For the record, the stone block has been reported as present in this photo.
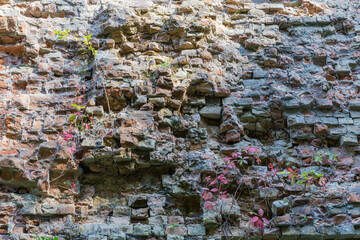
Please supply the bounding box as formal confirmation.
[341,135,358,146]
[133,225,152,236]
[272,200,289,216]
[199,106,222,120]
[187,225,206,236]
[287,115,305,127]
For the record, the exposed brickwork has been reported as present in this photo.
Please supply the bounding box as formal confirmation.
[1,0,360,239]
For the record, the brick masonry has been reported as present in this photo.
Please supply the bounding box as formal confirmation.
[1,0,360,239]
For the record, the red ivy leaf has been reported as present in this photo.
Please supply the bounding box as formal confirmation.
[251,216,259,223]
[258,209,264,217]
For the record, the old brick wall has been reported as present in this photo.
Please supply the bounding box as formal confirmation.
[1,0,360,239]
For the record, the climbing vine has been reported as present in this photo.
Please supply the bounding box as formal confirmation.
[201,146,333,238]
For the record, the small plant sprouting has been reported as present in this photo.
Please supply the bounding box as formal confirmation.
[279,168,326,187]
[54,29,70,40]
[31,232,59,240]
[54,30,98,56]
[314,151,337,164]
[170,223,179,229]
[159,62,170,69]
[80,34,98,56]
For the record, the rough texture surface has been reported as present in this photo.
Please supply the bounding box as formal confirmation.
[1,0,360,239]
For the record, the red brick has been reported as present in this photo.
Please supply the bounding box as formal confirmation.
[0,215,9,225]
[165,225,187,235]
[332,214,347,225]
[337,156,354,164]
[0,149,18,157]
[0,81,6,89]
[0,205,16,215]
[0,169,12,180]
[347,193,360,203]
[314,124,329,135]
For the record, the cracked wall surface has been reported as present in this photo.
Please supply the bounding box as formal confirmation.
[1,0,360,239]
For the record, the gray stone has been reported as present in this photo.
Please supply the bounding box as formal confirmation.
[317,16,331,25]
[148,216,167,225]
[283,99,301,109]
[348,206,360,216]
[335,224,355,239]
[317,99,333,110]
[350,101,360,110]
[272,200,289,216]
[304,116,316,125]
[188,128,208,142]
[350,111,360,118]
[113,206,131,216]
[20,203,37,215]
[287,115,305,127]
[200,106,222,119]
[86,106,104,116]
[187,225,206,236]
[256,118,272,132]
[299,225,321,240]
[188,98,206,106]
[280,226,301,240]
[203,211,220,229]
[115,225,133,235]
[253,70,269,79]
[137,139,156,150]
[335,65,351,75]
[303,16,317,25]
[240,113,256,122]
[316,226,337,239]
[347,125,360,135]
[109,232,125,240]
[149,97,166,108]
[238,98,254,108]
[341,135,358,146]
[88,236,107,240]
[81,137,102,149]
[80,224,101,235]
[259,188,280,200]
[243,122,256,131]
[133,225,152,236]
[326,205,347,216]
[318,117,338,126]
[329,126,347,136]
[114,148,132,162]
[167,236,184,240]
[300,166,334,176]
[152,225,166,236]
[338,118,353,125]
[252,108,270,117]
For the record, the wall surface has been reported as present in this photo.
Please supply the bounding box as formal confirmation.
[1,0,360,239]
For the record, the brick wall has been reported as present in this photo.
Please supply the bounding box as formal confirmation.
[1,0,360,239]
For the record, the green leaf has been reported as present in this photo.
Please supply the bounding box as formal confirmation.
[71,103,85,109]
[69,115,75,121]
